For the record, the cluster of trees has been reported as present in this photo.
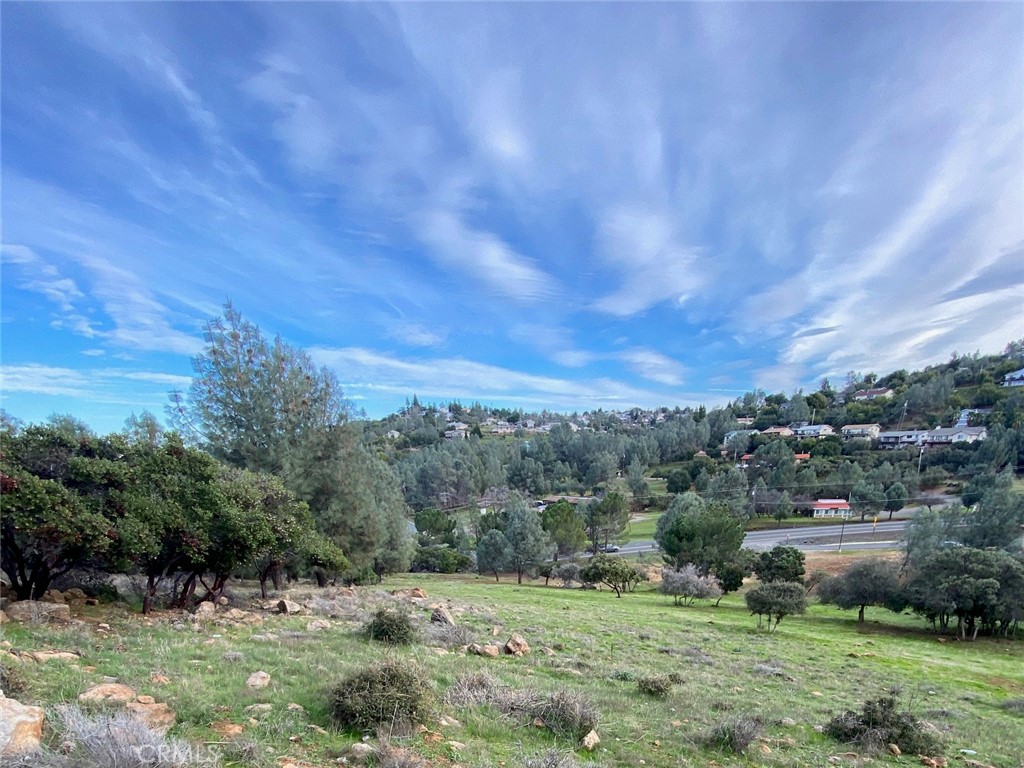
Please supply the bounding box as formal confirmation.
[0,422,346,611]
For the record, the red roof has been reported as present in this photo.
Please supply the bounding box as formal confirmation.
[794,453,811,460]
[813,499,850,510]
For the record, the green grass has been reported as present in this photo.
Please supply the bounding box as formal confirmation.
[4,574,1023,768]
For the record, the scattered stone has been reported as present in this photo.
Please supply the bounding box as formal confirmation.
[64,588,87,601]
[211,720,244,738]
[84,598,99,606]
[78,683,137,704]
[24,650,80,663]
[222,608,250,622]
[307,724,329,735]
[887,744,901,756]
[194,602,216,618]
[811,691,823,697]
[533,718,545,728]
[245,703,273,713]
[431,606,455,625]
[581,729,600,751]
[41,589,66,604]
[504,634,530,656]
[0,691,45,755]
[431,647,449,656]
[217,596,229,606]
[540,646,556,657]
[780,717,797,727]
[438,715,462,728]
[758,743,772,754]
[126,697,175,732]
[246,671,271,689]
[287,702,305,712]
[6,601,71,623]
[0,611,7,624]
[277,599,304,615]
[150,674,170,685]
[223,651,245,663]
[306,619,331,632]
[447,741,466,751]
[250,633,278,642]
[348,742,375,762]
[467,643,499,658]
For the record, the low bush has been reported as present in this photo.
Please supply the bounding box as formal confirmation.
[609,669,637,682]
[444,671,509,708]
[373,742,432,768]
[1002,698,1024,715]
[523,749,582,768]
[512,689,600,740]
[1,660,28,697]
[330,659,433,733]
[6,705,200,768]
[637,675,673,697]
[825,692,942,755]
[704,715,763,754]
[426,621,471,649]
[364,607,417,645]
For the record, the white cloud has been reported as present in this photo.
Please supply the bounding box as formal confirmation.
[384,321,446,348]
[0,365,189,402]
[619,348,686,387]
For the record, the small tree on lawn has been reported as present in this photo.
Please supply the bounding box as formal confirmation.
[504,501,555,584]
[755,546,805,584]
[476,528,510,582]
[541,499,586,560]
[660,565,722,606]
[745,582,807,632]
[884,482,908,521]
[580,554,646,597]
[818,558,903,623]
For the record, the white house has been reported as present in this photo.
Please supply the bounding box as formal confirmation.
[1003,368,1024,387]
[841,423,881,441]
[793,424,835,439]
[877,430,929,449]
[852,387,894,401]
[813,499,852,519]
[926,426,988,445]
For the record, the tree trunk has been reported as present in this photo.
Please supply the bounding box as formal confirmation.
[270,563,283,591]
[858,605,865,623]
[314,570,327,588]
[517,569,523,585]
[143,574,157,615]
[493,571,500,582]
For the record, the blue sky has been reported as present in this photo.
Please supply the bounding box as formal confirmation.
[2,2,1022,432]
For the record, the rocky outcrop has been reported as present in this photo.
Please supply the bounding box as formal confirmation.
[78,683,137,704]
[0,691,44,756]
[430,606,455,625]
[5,601,71,623]
[504,634,530,656]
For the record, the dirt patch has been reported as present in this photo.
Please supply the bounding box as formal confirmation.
[803,551,901,577]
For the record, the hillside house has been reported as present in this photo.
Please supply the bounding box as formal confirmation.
[723,429,760,446]
[794,453,811,463]
[926,426,988,445]
[852,387,894,401]
[878,430,929,449]
[793,424,835,439]
[761,426,795,438]
[1003,368,1024,387]
[841,423,881,441]
[813,499,852,519]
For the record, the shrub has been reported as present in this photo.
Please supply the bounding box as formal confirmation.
[523,749,582,768]
[610,669,637,682]
[343,564,379,586]
[659,565,721,605]
[745,581,807,632]
[704,715,763,754]
[425,621,471,649]
[364,607,417,645]
[330,659,433,733]
[6,705,200,768]
[825,692,942,755]
[637,675,673,697]
[514,689,600,740]
[443,671,508,708]
[1002,698,1024,715]
[0,660,28,697]
[553,563,581,587]
[373,743,432,768]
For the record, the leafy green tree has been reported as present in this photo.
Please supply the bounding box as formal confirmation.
[754,546,805,584]
[884,482,908,521]
[850,481,886,522]
[626,457,649,498]
[504,501,555,584]
[745,582,807,632]
[583,492,630,552]
[659,565,721,605]
[656,505,744,575]
[712,549,757,605]
[773,491,794,527]
[580,554,647,597]
[708,467,749,520]
[818,558,903,623]
[414,508,457,547]
[961,475,1024,550]
[541,499,587,560]
[655,492,705,542]
[666,469,691,493]
[476,529,510,582]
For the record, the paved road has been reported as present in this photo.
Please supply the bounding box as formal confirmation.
[609,519,909,556]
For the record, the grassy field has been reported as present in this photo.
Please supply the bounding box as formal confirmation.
[3,569,1023,768]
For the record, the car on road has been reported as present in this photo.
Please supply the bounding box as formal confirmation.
[600,544,620,553]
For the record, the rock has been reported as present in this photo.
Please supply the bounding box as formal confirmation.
[431,606,455,625]
[126,697,175,732]
[64,588,87,601]
[0,691,45,756]
[287,702,305,712]
[390,588,428,599]
[223,652,245,663]
[780,717,797,727]
[245,703,273,713]
[211,720,245,738]
[438,715,462,728]
[0,611,7,624]
[504,634,530,656]
[887,744,901,756]
[217,596,229,606]
[246,671,271,689]
[150,674,170,685]
[468,643,500,658]
[222,608,250,622]
[5,601,71,623]
[84,598,99,606]
[306,619,331,632]
[540,646,556,657]
[276,599,303,615]
[24,650,81,663]
[348,742,375,762]
[78,683,137,704]
[41,589,66,604]
[581,729,600,751]
[194,602,216,618]
[447,741,466,751]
